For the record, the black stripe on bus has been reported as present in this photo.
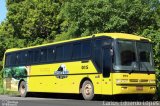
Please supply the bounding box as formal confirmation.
[3,72,102,78]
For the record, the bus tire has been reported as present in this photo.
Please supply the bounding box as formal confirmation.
[19,81,27,97]
[81,80,94,100]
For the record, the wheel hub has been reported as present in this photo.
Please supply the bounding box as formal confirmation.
[84,84,92,95]
[20,85,25,95]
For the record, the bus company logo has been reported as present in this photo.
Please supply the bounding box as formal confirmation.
[54,64,69,79]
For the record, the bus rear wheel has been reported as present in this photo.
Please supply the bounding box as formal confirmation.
[81,80,94,100]
[19,81,27,97]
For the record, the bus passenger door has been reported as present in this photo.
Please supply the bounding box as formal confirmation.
[101,46,113,95]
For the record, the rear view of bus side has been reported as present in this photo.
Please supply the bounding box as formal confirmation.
[2,33,156,100]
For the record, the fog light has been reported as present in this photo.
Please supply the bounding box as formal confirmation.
[150,87,155,90]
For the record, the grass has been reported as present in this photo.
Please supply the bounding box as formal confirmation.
[0,87,3,94]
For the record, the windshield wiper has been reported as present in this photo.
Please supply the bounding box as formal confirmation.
[129,67,136,74]
[141,62,150,74]
[129,62,139,74]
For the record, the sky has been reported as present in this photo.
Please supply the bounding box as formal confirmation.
[0,0,7,24]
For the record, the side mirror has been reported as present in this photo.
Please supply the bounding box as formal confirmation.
[102,46,112,78]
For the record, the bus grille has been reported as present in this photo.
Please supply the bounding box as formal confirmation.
[139,79,148,82]
[129,79,148,83]
[129,79,138,82]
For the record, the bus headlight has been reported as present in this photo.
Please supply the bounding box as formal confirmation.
[116,79,128,84]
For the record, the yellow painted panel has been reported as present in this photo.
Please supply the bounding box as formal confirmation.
[112,73,156,95]
[28,60,102,94]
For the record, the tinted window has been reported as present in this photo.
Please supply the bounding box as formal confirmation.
[118,41,136,66]
[5,54,12,66]
[47,47,55,62]
[137,42,151,62]
[33,50,40,63]
[63,44,72,60]
[22,51,28,65]
[28,51,34,64]
[10,53,16,66]
[82,40,91,58]
[20,52,23,65]
[94,39,102,71]
[20,52,25,65]
[137,42,154,71]
[94,38,112,72]
[56,46,63,60]
[15,53,18,65]
[16,52,21,66]
[40,48,47,62]
[72,43,81,59]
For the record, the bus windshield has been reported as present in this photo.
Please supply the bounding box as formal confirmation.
[114,40,154,72]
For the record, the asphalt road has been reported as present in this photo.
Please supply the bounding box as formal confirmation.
[0,94,160,106]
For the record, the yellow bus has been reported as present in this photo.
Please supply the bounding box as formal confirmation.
[2,33,156,100]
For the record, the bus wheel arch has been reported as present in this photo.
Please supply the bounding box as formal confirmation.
[79,77,94,100]
[18,79,28,97]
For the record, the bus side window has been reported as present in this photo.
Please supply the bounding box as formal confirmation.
[94,39,102,72]
[16,52,22,66]
[93,38,112,72]
[24,51,28,65]
[17,53,21,66]
[28,51,34,65]
[5,54,11,67]
[20,51,28,66]
[82,40,91,58]
[72,43,81,59]
[10,53,15,66]
[47,47,55,62]
[63,44,72,60]
[40,48,47,62]
[55,46,63,61]
[33,50,40,63]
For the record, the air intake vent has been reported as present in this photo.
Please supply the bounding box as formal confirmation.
[139,79,148,82]
[130,79,138,82]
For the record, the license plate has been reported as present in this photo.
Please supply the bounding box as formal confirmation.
[136,86,143,91]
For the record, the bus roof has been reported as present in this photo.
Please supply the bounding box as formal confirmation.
[5,33,150,53]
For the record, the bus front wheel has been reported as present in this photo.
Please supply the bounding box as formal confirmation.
[19,81,27,97]
[81,80,94,100]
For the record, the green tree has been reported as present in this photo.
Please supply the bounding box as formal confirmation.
[0,0,62,60]
[6,0,61,45]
